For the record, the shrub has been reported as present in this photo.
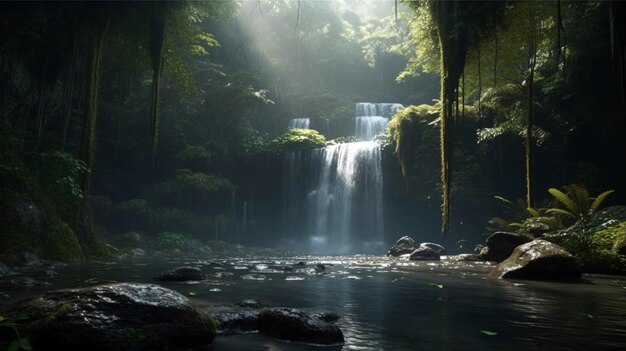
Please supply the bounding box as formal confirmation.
[269,128,326,154]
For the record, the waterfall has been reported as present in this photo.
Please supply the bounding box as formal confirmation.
[355,102,403,140]
[288,118,310,129]
[356,102,403,118]
[283,103,401,254]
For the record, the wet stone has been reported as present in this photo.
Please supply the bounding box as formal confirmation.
[0,283,216,351]
[258,307,344,345]
[154,266,205,282]
[387,236,419,257]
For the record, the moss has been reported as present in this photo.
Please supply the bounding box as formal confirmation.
[576,249,626,274]
[269,128,326,153]
[0,151,84,262]
[45,303,75,325]
[120,327,145,349]
[592,220,626,250]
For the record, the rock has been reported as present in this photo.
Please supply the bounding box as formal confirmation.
[154,266,205,282]
[296,261,306,266]
[235,299,267,309]
[479,232,533,262]
[419,242,445,254]
[314,312,340,323]
[23,252,41,266]
[131,248,146,256]
[446,254,484,261]
[525,217,552,236]
[409,246,440,261]
[204,306,260,334]
[0,277,51,288]
[0,283,216,350]
[0,261,12,277]
[258,308,344,345]
[387,236,418,257]
[314,264,326,272]
[489,239,581,280]
[214,271,234,279]
[111,231,143,249]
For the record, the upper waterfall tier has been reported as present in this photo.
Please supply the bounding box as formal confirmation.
[288,118,310,129]
[355,116,388,140]
[356,102,403,118]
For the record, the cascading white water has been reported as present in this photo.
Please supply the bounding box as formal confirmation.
[284,103,401,254]
[356,102,403,118]
[288,118,310,129]
[355,102,403,140]
[355,116,388,140]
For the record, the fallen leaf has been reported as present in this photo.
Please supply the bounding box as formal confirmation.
[481,330,498,336]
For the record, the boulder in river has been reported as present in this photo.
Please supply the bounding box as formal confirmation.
[489,239,582,280]
[479,231,533,262]
[409,246,441,261]
[419,242,445,254]
[0,283,216,351]
[154,266,205,281]
[387,236,418,257]
[258,307,344,345]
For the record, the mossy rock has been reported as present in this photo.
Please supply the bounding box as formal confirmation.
[0,151,84,262]
[576,249,626,274]
[0,283,216,350]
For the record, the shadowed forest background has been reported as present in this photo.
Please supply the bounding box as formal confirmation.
[1,0,625,261]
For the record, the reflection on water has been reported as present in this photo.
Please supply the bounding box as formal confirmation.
[2,255,626,350]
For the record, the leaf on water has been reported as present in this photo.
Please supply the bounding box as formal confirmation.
[429,283,443,289]
[480,330,498,336]
[513,283,525,286]
[581,313,594,319]
[83,277,98,284]
[0,291,9,298]
[0,315,5,322]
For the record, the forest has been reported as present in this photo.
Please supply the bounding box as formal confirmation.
[1,1,625,350]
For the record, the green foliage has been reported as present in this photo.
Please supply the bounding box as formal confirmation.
[269,129,327,154]
[547,184,614,223]
[0,151,84,262]
[181,146,214,172]
[113,199,153,230]
[388,104,438,177]
[1,314,33,351]
[150,232,199,251]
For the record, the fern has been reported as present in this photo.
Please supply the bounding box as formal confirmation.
[590,190,615,213]
[527,207,541,218]
[548,188,579,214]
[546,208,576,218]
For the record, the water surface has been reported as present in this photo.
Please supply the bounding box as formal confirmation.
[2,255,626,350]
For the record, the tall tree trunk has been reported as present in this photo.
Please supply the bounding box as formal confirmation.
[477,44,482,118]
[76,12,110,248]
[432,0,468,235]
[526,11,537,209]
[150,2,166,161]
[494,31,498,87]
[36,43,50,141]
[62,33,80,149]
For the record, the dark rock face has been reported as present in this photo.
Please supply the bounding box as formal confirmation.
[489,239,582,280]
[409,246,441,261]
[258,308,344,345]
[480,232,533,262]
[387,236,418,257]
[0,261,11,276]
[154,266,205,281]
[0,283,216,351]
[204,306,260,334]
[419,242,445,254]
